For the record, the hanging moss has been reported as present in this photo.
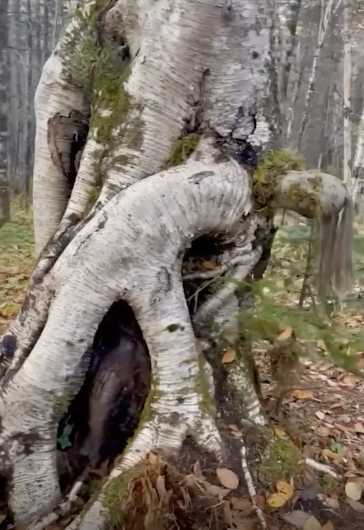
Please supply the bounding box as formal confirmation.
[252,148,305,216]
[163,133,201,170]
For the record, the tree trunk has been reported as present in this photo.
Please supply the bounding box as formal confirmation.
[0,0,10,228]
[0,0,354,528]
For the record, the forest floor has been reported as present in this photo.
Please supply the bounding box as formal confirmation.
[1,201,364,530]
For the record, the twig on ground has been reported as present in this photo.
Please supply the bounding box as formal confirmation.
[240,440,267,530]
[304,457,342,480]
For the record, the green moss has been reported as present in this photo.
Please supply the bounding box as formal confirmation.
[163,133,201,169]
[196,354,215,415]
[102,464,147,528]
[259,437,302,484]
[62,0,143,152]
[252,149,305,215]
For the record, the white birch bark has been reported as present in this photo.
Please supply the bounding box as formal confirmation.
[0,0,354,527]
[297,0,339,150]
[343,0,352,186]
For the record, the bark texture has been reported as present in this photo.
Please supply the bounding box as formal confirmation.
[0,0,354,527]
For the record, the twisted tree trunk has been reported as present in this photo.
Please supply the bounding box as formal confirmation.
[0,1,354,528]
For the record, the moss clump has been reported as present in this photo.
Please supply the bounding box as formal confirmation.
[163,133,201,169]
[259,437,302,484]
[102,464,147,527]
[252,149,305,215]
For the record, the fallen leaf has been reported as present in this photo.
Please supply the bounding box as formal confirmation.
[345,478,363,501]
[315,411,326,421]
[230,497,252,512]
[322,449,344,464]
[315,426,330,437]
[222,349,236,364]
[276,480,294,501]
[203,482,231,499]
[303,515,322,530]
[322,523,334,530]
[292,389,314,400]
[192,460,203,477]
[266,492,287,508]
[277,326,293,341]
[347,498,364,512]
[354,422,364,434]
[273,426,287,438]
[201,260,220,270]
[252,494,265,509]
[0,515,6,524]
[325,496,340,510]
[216,468,239,489]
[282,510,311,528]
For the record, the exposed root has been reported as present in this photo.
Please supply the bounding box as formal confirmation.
[28,479,85,530]
[226,357,266,426]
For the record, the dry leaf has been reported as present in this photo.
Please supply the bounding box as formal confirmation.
[266,492,287,508]
[315,426,330,437]
[273,426,287,438]
[201,260,220,270]
[347,498,364,512]
[216,468,239,489]
[322,523,334,530]
[148,452,158,464]
[192,460,203,477]
[292,389,314,400]
[315,411,326,421]
[354,422,364,434]
[231,497,252,512]
[303,515,322,530]
[0,515,6,524]
[282,510,311,528]
[277,326,293,341]
[276,480,294,501]
[252,494,265,509]
[203,482,231,499]
[345,478,363,501]
[325,496,340,510]
[222,349,236,364]
[322,449,343,464]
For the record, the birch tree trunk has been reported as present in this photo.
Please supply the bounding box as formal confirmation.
[343,0,352,186]
[0,0,354,528]
[0,0,10,228]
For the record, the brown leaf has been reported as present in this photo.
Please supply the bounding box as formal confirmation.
[277,326,293,341]
[322,523,334,530]
[292,389,314,400]
[347,498,364,512]
[354,422,364,434]
[201,260,220,270]
[230,497,252,512]
[252,494,265,509]
[221,348,236,364]
[282,510,311,528]
[303,515,322,530]
[345,478,364,501]
[216,468,239,489]
[325,496,340,510]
